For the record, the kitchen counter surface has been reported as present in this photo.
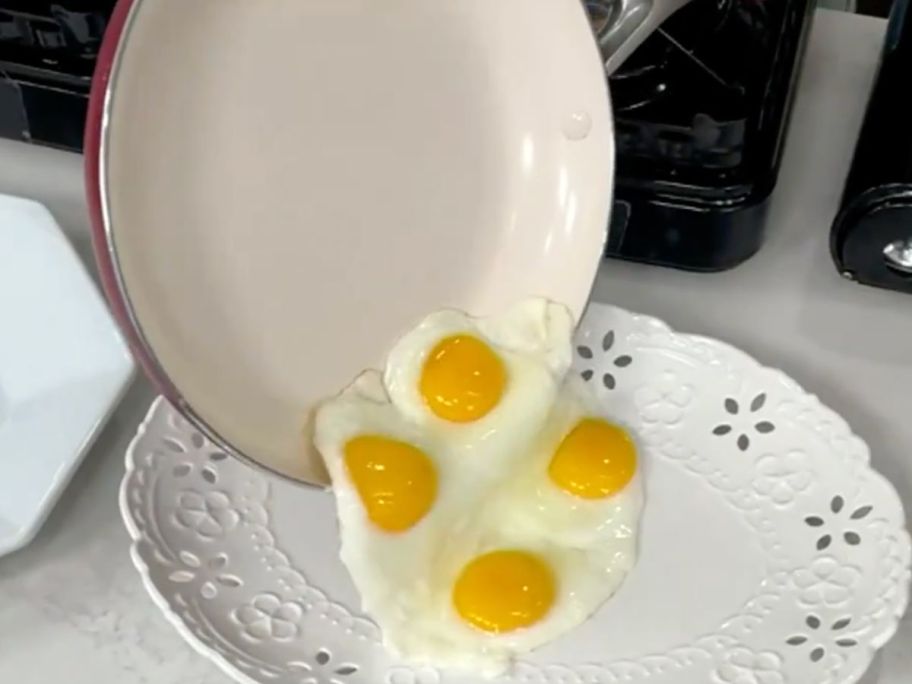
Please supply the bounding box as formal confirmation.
[0,9,907,684]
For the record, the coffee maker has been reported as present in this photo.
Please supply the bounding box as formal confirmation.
[589,0,816,271]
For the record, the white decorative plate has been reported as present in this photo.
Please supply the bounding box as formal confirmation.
[120,304,910,684]
[0,194,133,557]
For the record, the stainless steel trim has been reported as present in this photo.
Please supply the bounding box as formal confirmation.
[883,237,912,274]
[589,0,693,74]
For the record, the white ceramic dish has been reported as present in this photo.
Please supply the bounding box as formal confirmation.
[120,303,910,684]
[0,195,133,557]
[88,0,616,485]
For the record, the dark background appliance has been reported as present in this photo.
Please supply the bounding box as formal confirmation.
[0,0,113,150]
[831,0,912,295]
[588,0,816,271]
[5,0,896,284]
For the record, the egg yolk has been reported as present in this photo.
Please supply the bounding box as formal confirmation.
[343,435,437,532]
[548,418,637,499]
[452,550,555,633]
[419,334,507,423]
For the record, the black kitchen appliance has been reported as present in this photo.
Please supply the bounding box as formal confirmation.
[3,0,815,276]
[831,0,912,295]
[0,1,113,150]
[589,0,816,271]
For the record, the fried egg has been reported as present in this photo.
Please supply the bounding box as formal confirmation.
[313,298,643,676]
[488,375,644,548]
[314,371,469,602]
[383,299,573,477]
[381,536,631,675]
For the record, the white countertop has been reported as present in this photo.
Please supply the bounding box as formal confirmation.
[0,9,908,684]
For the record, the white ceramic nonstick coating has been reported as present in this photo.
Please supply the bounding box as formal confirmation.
[89,0,615,485]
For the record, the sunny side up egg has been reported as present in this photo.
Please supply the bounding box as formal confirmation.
[489,375,643,549]
[313,299,643,676]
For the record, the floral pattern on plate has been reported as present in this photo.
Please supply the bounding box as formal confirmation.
[120,304,910,684]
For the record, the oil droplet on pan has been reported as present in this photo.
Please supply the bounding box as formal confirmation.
[563,111,592,140]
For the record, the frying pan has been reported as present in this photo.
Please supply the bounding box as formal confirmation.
[87,0,689,486]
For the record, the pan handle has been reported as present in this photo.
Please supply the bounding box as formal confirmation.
[588,0,693,74]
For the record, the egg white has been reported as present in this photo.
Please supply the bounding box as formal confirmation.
[314,371,479,612]
[382,299,574,482]
[378,528,636,676]
[314,299,644,677]
[487,375,645,548]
